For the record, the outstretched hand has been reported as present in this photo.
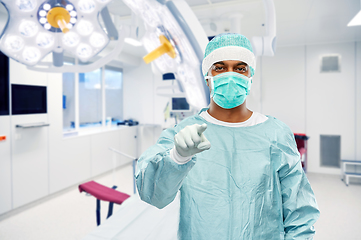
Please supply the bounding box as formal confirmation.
[174,123,211,158]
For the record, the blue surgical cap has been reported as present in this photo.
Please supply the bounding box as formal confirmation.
[202,33,256,77]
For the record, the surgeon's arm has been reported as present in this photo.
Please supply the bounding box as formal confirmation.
[135,127,196,209]
[277,132,320,240]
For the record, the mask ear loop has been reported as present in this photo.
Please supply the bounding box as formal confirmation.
[205,76,214,98]
[247,77,253,94]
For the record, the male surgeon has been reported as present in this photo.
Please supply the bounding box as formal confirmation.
[136,33,320,239]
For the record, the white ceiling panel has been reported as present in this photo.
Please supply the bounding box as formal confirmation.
[210,0,256,4]
[185,0,210,7]
[308,0,360,19]
[276,21,308,46]
[274,0,314,24]
[305,15,361,44]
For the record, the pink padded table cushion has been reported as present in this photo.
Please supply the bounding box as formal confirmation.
[79,181,130,204]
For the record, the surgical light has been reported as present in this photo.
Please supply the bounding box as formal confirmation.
[43,3,51,10]
[19,21,39,37]
[62,32,80,47]
[39,18,47,24]
[122,0,209,109]
[5,35,24,52]
[70,11,77,17]
[39,10,47,17]
[44,23,51,30]
[16,0,36,12]
[76,20,94,36]
[66,4,74,11]
[36,32,54,48]
[90,32,106,47]
[23,47,41,63]
[78,0,96,13]
[0,0,113,67]
[77,43,93,58]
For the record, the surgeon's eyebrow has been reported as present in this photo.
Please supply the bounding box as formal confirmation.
[213,61,247,66]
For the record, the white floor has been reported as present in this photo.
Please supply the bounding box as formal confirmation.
[0,163,135,240]
[0,168,360,240]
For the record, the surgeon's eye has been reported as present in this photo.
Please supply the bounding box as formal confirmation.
[234,66,248,74]
[212,65,226,72]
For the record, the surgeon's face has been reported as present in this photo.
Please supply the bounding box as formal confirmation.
[206,60,250,88]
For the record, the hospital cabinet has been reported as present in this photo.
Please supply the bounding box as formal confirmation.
[0,122,140,215]
[341,160,361,186]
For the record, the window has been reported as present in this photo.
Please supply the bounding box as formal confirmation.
[105,66,123,123]
[62,61,123,134]
[63,59,76,131]
[63,72,76,130]
[79,68,102,128]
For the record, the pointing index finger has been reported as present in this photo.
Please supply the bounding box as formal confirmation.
[196,123,207,135]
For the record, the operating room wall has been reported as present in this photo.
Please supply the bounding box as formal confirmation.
[0,116,12,215]
[356,42,361,161]
[122,61,167,154]
[123,62,166,124]
[0,60,138,215]
[9,61,50,209]
[258,42,361,174]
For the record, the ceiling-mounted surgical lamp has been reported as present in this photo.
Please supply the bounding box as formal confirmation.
[251,0,276,56]
[0,0,125,72]
[122,0,210,110]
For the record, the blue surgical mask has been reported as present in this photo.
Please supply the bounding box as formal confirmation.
[208,72,252,109]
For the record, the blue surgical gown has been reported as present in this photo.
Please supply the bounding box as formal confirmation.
[136,108,320,240]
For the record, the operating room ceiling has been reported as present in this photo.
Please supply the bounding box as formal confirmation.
[107,0,361,47]
[0,0,360,61]
[1,0,360,47]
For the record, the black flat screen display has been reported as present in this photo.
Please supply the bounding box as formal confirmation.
[0,52,9,115]
[172,97,190,110]
[12,84,47,115]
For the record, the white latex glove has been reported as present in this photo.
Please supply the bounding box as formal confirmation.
[174,123,211,158]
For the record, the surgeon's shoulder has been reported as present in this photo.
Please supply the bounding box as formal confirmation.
[264,116,295,139]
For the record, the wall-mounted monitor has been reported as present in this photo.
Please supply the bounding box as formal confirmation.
[171,97,190,112]
[12,84,47,115]
[0,52,9,116]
